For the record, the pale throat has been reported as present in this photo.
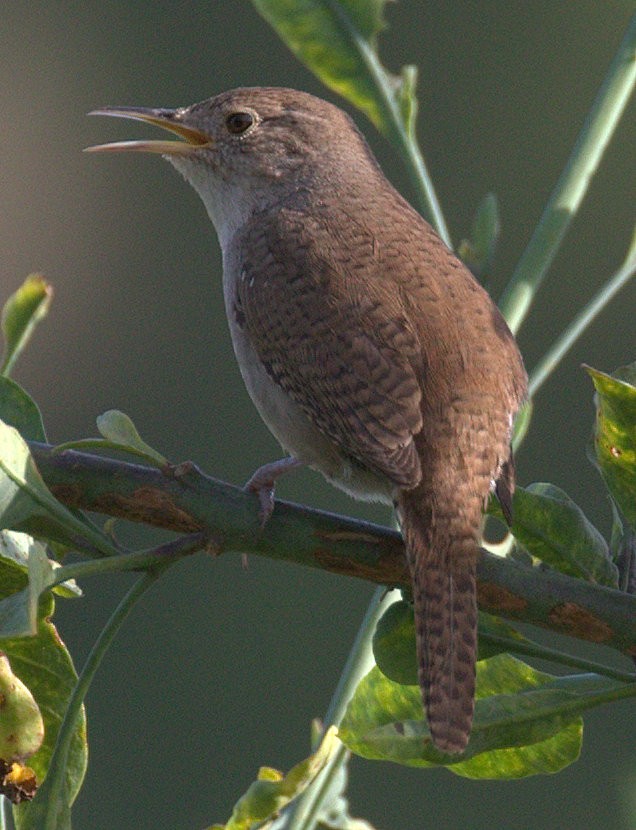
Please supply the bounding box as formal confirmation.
[166,155,280,254]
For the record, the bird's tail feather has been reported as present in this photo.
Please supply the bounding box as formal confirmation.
[398,490,479,755]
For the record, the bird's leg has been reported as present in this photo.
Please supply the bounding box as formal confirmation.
[244,457,303,526]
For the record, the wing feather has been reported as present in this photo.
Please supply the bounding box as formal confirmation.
[234,206,423,488]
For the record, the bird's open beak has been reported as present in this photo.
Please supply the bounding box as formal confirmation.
[85,107,211,155]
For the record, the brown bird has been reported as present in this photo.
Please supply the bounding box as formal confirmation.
[88,87,527,754]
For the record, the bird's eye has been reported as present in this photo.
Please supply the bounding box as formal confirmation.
[225,111,254,134]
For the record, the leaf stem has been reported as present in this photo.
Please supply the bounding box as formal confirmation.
[285,587,400,830]
[481,633,635,683]
[1,795,11,829]
[499,13,636,333]
[528,249,636,398]
[34,570,163,830]
[325,0,452,245]
[52,531,212,586]
[326,587,398,728]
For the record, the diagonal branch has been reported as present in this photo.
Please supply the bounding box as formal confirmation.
[23,442,636,659]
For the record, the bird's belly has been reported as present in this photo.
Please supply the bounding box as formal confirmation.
[228,320,393,505]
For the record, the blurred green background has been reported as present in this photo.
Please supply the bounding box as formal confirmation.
[2,2,635,828]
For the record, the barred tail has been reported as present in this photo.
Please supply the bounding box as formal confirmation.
[398,490,479,754]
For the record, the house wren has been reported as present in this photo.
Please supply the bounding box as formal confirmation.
[88,87,527,754]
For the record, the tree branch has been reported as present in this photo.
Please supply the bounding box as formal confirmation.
[25,443,636,659]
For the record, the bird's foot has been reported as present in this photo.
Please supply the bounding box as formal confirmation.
[244,457,303,526]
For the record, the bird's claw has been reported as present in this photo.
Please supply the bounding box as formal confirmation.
[244,457,303,527]
[244,472,277,528]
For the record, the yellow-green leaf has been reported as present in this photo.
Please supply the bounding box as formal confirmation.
[0,421,63,531]
[212,726,338,830]
[0,419,116,558]
[372,599,417,686]
[0,531,81,603]
[0,378,46,443]
[0,559,87,825]
[1,276,52,378]
[507,483,618,586]
[340,654,632,778]
[458,193,500,278]
[586,363,636,530]
[0,654,44,761]
[373,602,537,687]
[96,409,167,466]
[252,0,399,133]
[54,410,168,468]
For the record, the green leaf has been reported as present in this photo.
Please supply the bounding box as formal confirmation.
[0,536,80,639]
[251,0,400,133]
[0,418,117,557]
[0,383,108,561]
[17,572,165,829]
[373,602,537,686]
[508,483,618,586]
[1,276,52,378]
[211,727,338,830]
[266,738,377,830]
[250,0,450,243]
[586,363,636,530]
[476,613,533,660]
[0,378,46,442]
[53,410,168,468]
[96,409,167,466]
[341,654,633,777]
[452,658,582,779]
[0,560,87,825]
[0,556,36,640]
[0,420,62,530]
[0,530,36,572]
[0,531,81,603]
[372,599,417,686]
[458,193,500,278]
